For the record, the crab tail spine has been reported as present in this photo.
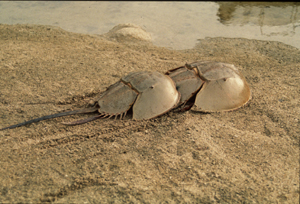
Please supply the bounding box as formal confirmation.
[0,107,98,131]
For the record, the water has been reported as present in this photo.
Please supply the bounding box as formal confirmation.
[0,1,299,50]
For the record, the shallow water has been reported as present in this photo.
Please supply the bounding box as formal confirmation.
[1,1,299,50]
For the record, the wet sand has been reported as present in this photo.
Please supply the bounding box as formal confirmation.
[0,24,299,203]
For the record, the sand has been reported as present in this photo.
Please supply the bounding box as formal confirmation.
[0,24,299,203]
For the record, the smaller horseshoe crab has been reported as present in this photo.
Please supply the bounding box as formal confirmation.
[166,61,251,112]
[0,71,180,130]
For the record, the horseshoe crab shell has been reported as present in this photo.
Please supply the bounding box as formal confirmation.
[166,61,251,112]
[98,71,180,120]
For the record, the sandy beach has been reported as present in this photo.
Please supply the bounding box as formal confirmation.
[0,24,299,203]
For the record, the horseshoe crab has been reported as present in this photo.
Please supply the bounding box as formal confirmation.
[166,61,251,112]
[0,71,180,130]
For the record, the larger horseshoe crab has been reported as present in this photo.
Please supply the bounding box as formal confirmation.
[0,71,180,130]
[166,61,251,112]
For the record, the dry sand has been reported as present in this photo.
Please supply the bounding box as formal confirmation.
[0,24,299,203]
